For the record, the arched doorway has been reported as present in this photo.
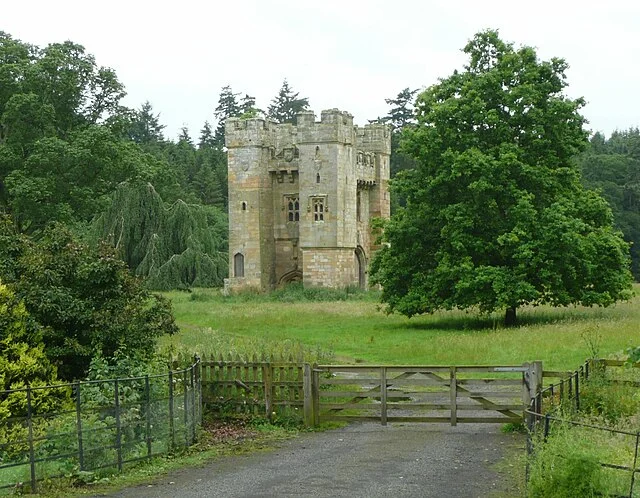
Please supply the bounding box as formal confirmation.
[278,268,303,287]
[354,247,366,289]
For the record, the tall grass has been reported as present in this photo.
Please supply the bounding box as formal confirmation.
[162,285,640,370]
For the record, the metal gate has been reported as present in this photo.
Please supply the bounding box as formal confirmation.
[308,363,540,426]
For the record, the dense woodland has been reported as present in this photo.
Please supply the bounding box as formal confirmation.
[0,30,638,387]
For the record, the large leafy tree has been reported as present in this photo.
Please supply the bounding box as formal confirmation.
[0,218,178,380]
[267,79,310,124]
[371,30,633,325]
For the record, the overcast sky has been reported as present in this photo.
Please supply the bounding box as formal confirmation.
[4,0,639,140]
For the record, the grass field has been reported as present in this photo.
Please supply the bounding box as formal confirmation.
[162,285,640,371]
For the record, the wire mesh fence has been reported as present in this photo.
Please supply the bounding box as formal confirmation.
[526,359,640,497]
[0,357,202,494]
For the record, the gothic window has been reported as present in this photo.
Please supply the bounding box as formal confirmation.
[312,197,325,222]
[234,253,244,278]
[286,196,299,222]
[356,190,362,222]
[316,173,321,184]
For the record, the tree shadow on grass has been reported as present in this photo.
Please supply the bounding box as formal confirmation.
[388,306,618,332]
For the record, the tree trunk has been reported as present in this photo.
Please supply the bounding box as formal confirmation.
[504,306,517,327]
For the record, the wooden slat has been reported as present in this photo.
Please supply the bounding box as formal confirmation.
[457,391,522,398]
[320,391,384,398]
[320,378,382,386]
[457,379,522,386]
[385,403,524,411]
[321,403,380,410]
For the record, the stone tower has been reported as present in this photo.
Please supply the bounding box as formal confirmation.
[224,109,390,292]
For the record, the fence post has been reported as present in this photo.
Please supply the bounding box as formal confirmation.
[263,363,273,421]
[312,364,320,426]
[26,385,37,493]
[524,362,542,426]
[197,356,203,427]
[303,364,313,427]
[450,366,457,427]
[75,382,84,470]
[183,370,188,447]
[114,379,122,472]
[168,370,175,451]
[190,363,196,444]
[575,372,580,411]
[145,375,152,458]
[380,367,388,426]
[629,432,640,497]
[543,414,550,442]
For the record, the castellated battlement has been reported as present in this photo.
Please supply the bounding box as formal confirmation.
[355,123,391,154]
[226,109,369,149]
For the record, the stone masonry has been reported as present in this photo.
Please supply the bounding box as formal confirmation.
[224,109,390,292]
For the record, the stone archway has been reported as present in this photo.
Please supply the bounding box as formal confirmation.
[278,268,303,287]
[354,246,366,289]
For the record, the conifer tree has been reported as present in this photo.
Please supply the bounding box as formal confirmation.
[214,85,241,147]
[267,79,309,124]
[93,182,228,290]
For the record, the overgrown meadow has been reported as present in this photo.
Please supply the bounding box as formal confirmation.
[162,284,640,371]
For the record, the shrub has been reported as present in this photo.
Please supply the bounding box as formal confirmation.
[1,222,179,380]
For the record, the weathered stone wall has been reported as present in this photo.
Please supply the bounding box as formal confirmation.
[301,248,358,288]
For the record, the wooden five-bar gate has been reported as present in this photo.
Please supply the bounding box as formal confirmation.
[201,357,543,427]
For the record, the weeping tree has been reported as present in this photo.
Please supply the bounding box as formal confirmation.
[93,182,228,290]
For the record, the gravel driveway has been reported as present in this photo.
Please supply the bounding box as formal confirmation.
[104,422,523,498]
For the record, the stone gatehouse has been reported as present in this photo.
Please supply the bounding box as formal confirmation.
[224,109,390,292]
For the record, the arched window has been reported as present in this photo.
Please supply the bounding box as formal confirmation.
[241,202,247,211]
[234,253,245,278]
[316,173,321,184]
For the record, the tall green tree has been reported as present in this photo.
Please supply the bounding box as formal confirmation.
[92,182,228,290]
[0,219,178,380]
[371,30,633,325]
[267,79,310,124]
[214,85,241,147]
[127,100,166,146]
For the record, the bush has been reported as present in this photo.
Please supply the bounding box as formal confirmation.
[0,222,179,381]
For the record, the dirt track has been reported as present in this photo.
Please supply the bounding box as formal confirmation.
[103,422,524,498]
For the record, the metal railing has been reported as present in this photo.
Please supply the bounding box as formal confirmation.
[0,357,202,494]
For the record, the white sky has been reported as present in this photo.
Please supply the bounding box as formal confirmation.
[3,0,639,140]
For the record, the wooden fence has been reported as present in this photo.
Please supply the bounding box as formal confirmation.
[202,357,544,427]
[200,355,304,420]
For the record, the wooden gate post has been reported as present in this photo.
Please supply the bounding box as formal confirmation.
[380,367,388,426]
[450,366,457,426]
[312,364,320,426]
[524,361,543,430]
[303,363,314,427]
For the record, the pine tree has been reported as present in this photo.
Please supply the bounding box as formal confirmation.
[214,85,241,147]
[239,94,262,118]
[198,121,216,149]
[267,79,309,124]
